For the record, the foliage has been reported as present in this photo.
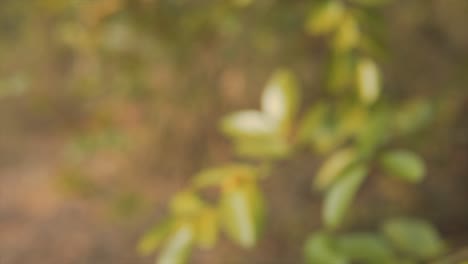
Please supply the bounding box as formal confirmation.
[1,0,467,262]
[134,0,451,263]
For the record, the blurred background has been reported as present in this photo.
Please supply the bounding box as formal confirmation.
[0,0,467,263]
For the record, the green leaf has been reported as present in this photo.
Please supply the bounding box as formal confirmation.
[192,164,256,189]
[382,217,446,260]
[305,0,346,35]
[304,232,349,264]
[249,184,265,235]
[380,150,426,183]
[157,222,195,264]
[170,191,204,217]
[194,207,219,249]
[137,219,173,256]
[356,57,381,105]
[261,68,299,125]
[336,233,397,264]
[314,148,357,191]
[220,181,264,248]
[333,14,361,52]
[323,165,367,230]
[220,110,277,138]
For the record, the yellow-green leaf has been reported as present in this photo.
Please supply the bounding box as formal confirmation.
[380,150,425,183]
[220,182,264,248]
[382,218,445,260]
[170,191,204,217]
[336,233,396,264]
[192,164,256,189]
[157,222,194,264]
[304,232,348,264]
[137,219,173,256]
[314,148,357,191]
[305,0,345,35]
[323,165,367,230]
[261,69,299,126]
[246,182,265,235]
[333,14,360,52]
[356,57,381,105]
[195,208,219,249]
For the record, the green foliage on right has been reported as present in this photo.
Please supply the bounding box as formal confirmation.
[304,218,445,264]
[136,0,443,262]
[382,217,446,260]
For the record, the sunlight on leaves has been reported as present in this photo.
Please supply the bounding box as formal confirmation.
[221,110,277,138]
[220,181,264,248]
[356,57,381,105]
[261,69,299,126]
[157,222,194,264]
